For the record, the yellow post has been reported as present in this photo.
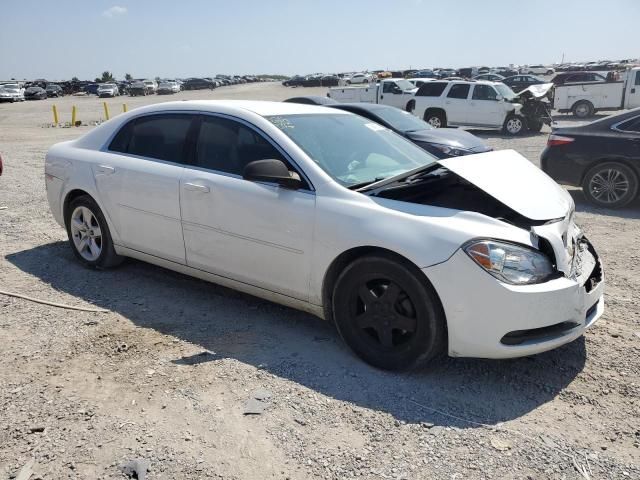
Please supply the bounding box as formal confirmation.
[71,105,77,126]
[52,105,59,124]
[122,103,128,113]
[103,102,110,120]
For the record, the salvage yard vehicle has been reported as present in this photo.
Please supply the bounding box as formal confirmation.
[346,73,374,84]
[326,103,492,158]
[45,100,604,370]
[143,80,157,94]
[45,84,64,97]
[0,83,25,102]
[541,108,640,208]
[502,75,546,93]
[128,81,147,96]
[412,80,539,135]
[328,79,418,111]
[97,83,119,98]
[553,67,640,118]
[24,86,47,100]
[522,65,555,75]
[157,81,181,94]
[182,78,215,90]
[473,73,505,82]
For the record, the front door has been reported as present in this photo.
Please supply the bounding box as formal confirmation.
[627,70,640,109]
[94,113,193,264]
[180,115,315,301]
[468,84,504,128]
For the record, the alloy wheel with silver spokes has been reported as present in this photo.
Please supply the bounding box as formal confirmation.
[504,116,524,135]
[426,115,443,128]
[70,206,103,261]
[584,162,638,208]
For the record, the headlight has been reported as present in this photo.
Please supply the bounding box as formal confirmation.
[429,144,471,157]
[464,240,554,285]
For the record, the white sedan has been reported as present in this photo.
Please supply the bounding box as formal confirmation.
[347,73,373,84]
[44,100,604,370]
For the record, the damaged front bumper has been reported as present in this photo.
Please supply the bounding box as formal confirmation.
[423,236,604,359]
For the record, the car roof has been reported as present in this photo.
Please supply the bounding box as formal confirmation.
[132,100,349,117]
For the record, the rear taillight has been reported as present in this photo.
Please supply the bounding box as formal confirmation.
[547,134,575,147]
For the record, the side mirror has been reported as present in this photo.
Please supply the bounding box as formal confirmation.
[243,159,302,189]
[495,95,503,101]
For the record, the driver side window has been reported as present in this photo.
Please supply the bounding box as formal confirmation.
[472,84,498,101]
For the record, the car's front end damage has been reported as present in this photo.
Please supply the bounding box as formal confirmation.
[362,149,604,359]
[514,83,554,130]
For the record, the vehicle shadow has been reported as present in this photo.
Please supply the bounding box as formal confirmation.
[6,242,588,428]
[569,189,640,219]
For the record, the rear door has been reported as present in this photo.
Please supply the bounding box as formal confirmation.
[96,113,194,263]
[443,83,471,125]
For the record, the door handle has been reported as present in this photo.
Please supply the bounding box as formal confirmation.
[96,165,115,174]
[184,182,210,193]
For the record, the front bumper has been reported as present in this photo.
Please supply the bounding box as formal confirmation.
[423,242,604,359]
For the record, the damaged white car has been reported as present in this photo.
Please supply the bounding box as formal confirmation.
[44,101,604,370]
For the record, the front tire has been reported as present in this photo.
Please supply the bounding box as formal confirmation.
[503,114,526,135]
[332,255,446,370]
[65,195,123,268]
[582,162,638,209]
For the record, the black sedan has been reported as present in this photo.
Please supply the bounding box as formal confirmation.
[45,84,63,97]
[24,87,47,100]
[182,78,215,90]
[502,75,546,93]
[283,96,338,106]
[541,108,640,208]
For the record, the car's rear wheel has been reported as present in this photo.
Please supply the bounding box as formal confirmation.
[582,162,639,209]
[572,100,594,118]
[503,114,526,135]
[65,195,123,268]
[332,255,446,370]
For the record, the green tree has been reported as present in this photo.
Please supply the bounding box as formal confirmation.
[124,73,133,81]
[71,76,79,82]
[100,71,114,82]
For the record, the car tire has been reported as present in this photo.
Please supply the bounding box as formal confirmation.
[332,254,446,370]
[346,80,351,85]
[572,100,594,118]
[405,100,415,113]
[582,162,639,209]
[424,111,446,128]
[65,195,124,268]
[503,114,526,135]
[546,70,554,75]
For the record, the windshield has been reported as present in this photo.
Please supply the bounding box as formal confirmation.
[373,107,433,132]
[495,84,517,100]
[394,79,415,91]
[268,113,437,187]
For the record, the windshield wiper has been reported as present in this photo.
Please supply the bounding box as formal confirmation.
[355,163,439,193]
[347,177,387,190]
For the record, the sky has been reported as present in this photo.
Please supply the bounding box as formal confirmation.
[0,0,638,80]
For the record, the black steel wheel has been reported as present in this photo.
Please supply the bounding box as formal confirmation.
[332,255,446,370]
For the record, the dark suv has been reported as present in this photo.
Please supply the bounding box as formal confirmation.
[182,78,215,90]
[550,72,607,86]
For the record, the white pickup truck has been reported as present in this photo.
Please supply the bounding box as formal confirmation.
[328,79,418,111]
[554,67,640,118]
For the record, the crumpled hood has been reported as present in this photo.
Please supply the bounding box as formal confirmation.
[439,149,573,221]
[516,82,554,98]
[407,128,491,152]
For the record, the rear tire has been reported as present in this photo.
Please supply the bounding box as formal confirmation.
[332,255,446,370]
[65,195,123,268]
[572,100,594,118]
[582,162,638,209]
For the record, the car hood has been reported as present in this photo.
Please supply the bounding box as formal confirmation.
[407,129,490,152]
[515,82,554,98]
[439,149,572,221]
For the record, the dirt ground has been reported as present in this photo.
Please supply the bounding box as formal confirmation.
[0,83,639,480]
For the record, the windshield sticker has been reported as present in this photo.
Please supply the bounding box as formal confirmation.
[365,122,385,132]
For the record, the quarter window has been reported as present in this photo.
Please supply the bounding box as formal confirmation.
[447,84,470,99]
[617,117,640,133]
[472,84,498,101]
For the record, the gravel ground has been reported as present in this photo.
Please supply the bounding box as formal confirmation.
[0,83,639,480]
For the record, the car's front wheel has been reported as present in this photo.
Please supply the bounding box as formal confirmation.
[65,195,123,268]
[582,162,639,209]
[332,255,446,370]
[503,114,526,135]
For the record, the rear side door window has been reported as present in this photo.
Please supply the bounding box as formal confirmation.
[109,114,194,164]
[447,84,470,99]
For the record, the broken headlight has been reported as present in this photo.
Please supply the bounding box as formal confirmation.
[464,240,554,285]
